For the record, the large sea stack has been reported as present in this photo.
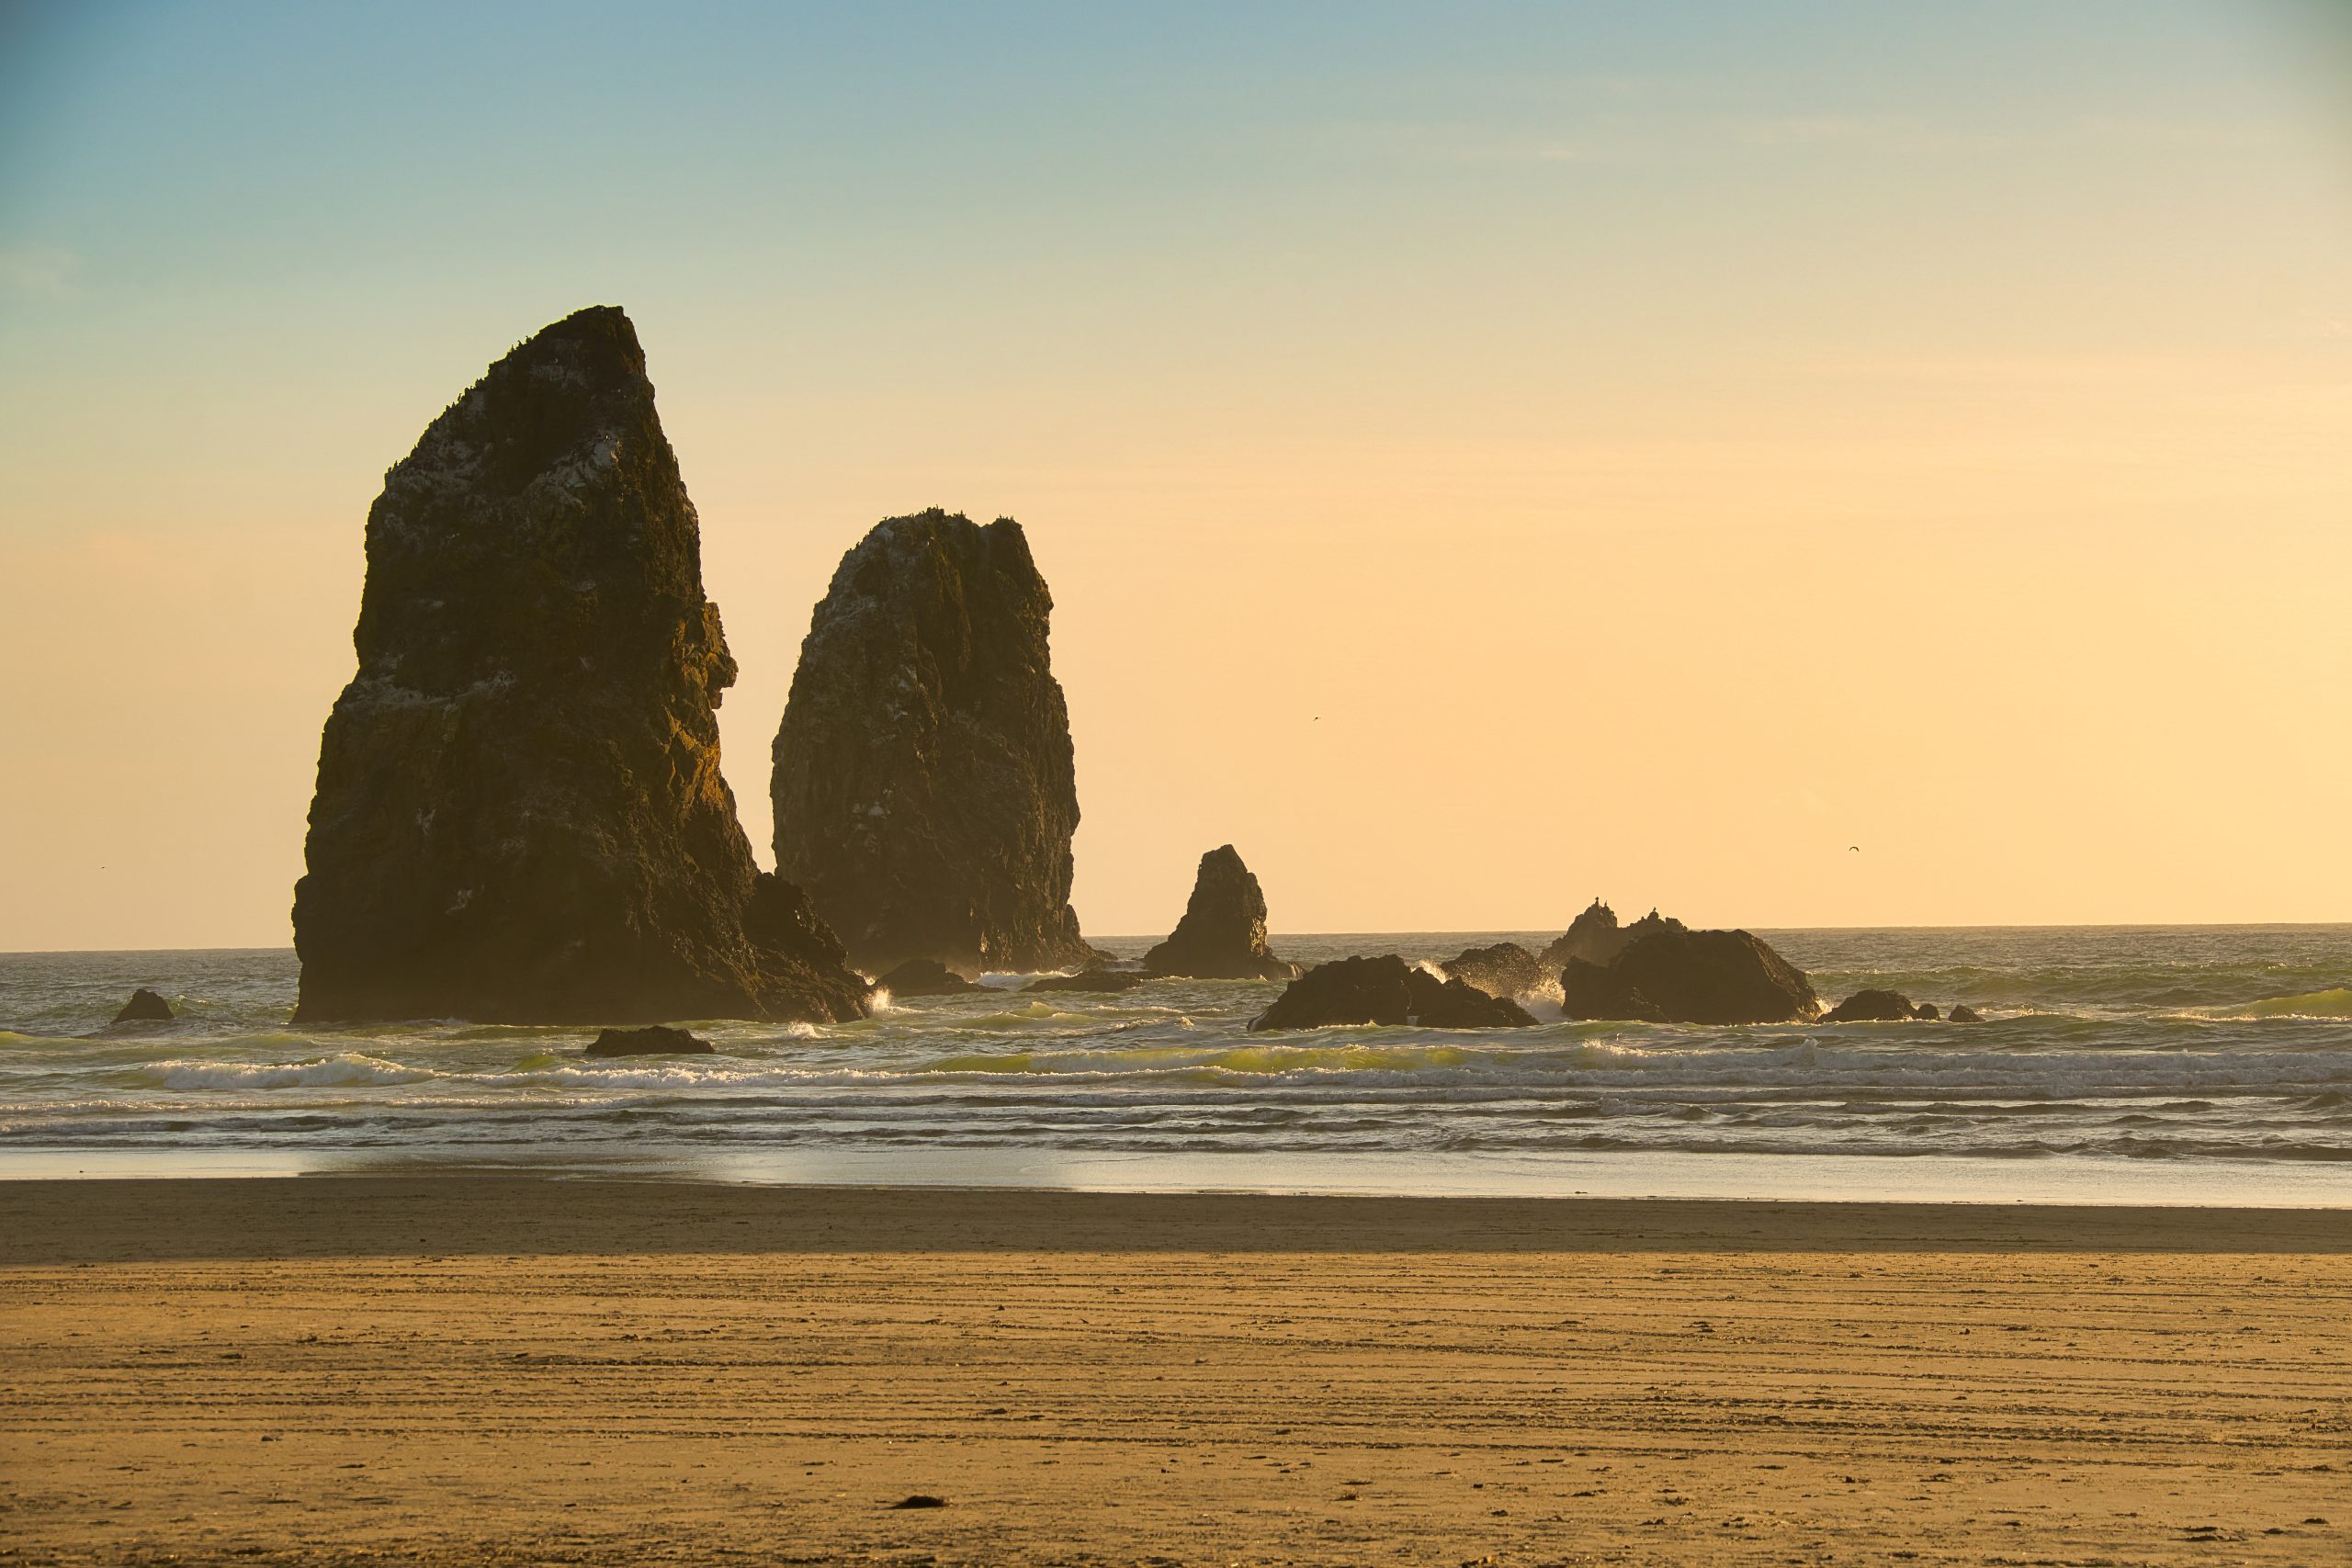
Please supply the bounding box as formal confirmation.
[771,510,1096,976]
[1142,845,1297,980]
[291,307,868,1026]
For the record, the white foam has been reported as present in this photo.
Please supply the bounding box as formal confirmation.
[145,1054,438,1090]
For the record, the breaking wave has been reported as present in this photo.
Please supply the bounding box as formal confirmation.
[3,927,2348,1174]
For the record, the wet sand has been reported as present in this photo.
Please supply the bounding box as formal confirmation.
[3,1177,2346,1565]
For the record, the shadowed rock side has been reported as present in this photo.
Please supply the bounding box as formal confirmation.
[1538,899,1686,972]
[291,307,868,1026]
[773,509,1097,976]
[1251,955,1539,1032]
[1142,845,1298,980]
[1440,942,1545,1000]
[1562,926,1818,1025]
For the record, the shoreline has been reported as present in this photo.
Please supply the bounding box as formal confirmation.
[6,1174,2352,1266]
[6,1142,2352,1210]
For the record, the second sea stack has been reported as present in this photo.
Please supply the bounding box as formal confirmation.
[1142,845,1298,980]
[772,510,1097,976]
[290,307,868,1026]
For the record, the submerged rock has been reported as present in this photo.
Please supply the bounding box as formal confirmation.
[1250,955,1540,1032]
[1141,845,1297,980]
[874,958,986,998]
[1949,1004,1985,1023]
[585,1024,714,1058]
[1561,927,1818,1025]
[1538,900,1685,972]
[1439,942,1546,1000]
[772,509,1097,976]
[1023,968,1143,994]
[109,988,175,1025]
[1824,988,1924,1022]
[291,307,868,1026]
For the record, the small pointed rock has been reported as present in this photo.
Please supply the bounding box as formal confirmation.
[1142,846,1297,980]
[110,987,175,1025]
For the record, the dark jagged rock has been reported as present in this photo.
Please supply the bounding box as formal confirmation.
[109,988,175,1025]
[1949,1004,1984,1023]
[1250,955,1540,1032]
[1538,900,1685,972]
[291,307,868,1027]
[1561,959,1667,1023]
[1252,956,1414,1030]
[1141,845,1297,980]
[875,958,986,998]
[772,509,1097,977]
[585,1024,714,1058]
[1440,942,1545,1000]
[1562,928,1818,1025]
[1411,973,1543,1029]
[1824,987,1925,1022]
[1915,1002,1942,1021]
[1023,968,1142,994]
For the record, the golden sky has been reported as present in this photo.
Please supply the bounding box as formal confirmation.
[1,2,2347,947]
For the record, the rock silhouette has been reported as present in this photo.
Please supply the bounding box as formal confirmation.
[773,510,1097,976]
[1250,955,1539,1032]
[1824,988,1926,1022]
[874,958,987,998]
[1559,958,1668,1022]
[1538,900,1685,972]
[291,307,868,1026]
[1439,942,1546,1000]
[586,1024,714,1058]
[1141,845,1297,980]
[1562,927,1818,1025]
[1949,1004,1985,1023]
[110,988,175,1025]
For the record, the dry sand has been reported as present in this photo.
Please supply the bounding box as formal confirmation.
[2,1176,2346,1566]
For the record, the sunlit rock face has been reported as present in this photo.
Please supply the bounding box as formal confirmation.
[771,509,1096,976]
[1143,845,1297,981]
[292,307,868,1026]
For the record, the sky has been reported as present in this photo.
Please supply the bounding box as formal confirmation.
[1,1,2347,950]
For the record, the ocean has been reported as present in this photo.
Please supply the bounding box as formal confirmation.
[4,926,2348,1204]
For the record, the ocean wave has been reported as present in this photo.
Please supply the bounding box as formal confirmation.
[2228,987,2352,1021]
[142,1053,440,1090]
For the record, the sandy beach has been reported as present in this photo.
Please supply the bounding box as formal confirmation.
[3,1177,2346,1566]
